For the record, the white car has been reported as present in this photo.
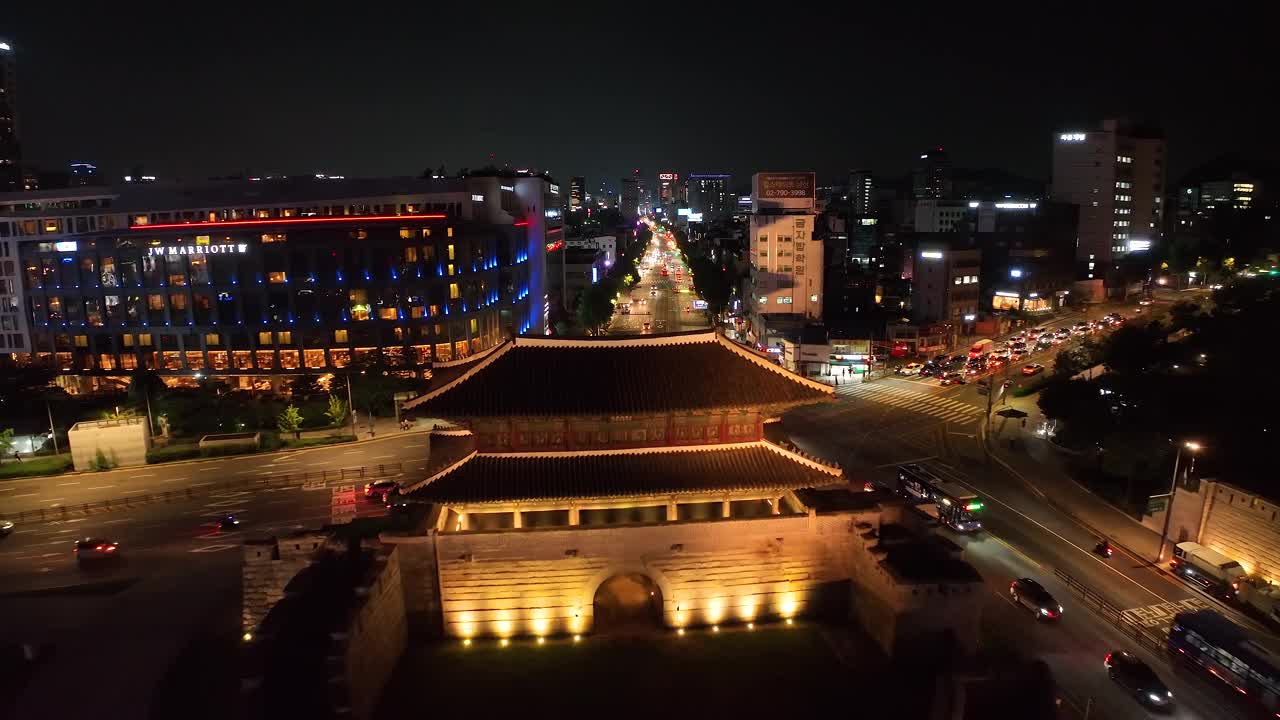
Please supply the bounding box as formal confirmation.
[896,362,924,376]
[0,519,14,537]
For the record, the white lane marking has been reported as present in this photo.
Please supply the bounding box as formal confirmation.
[164,476,190,483]
[44,498,65,503]
[341,451,362,455]
[940,472,1166,603]
[84,486,114,490]
[56,481,81,486]
[190,544,237,553]
[123,489,146,495]
[130,473,156,478]
[236,470,257,475]
[189,482,213,487]
[41,552,61,558]
[195,466,221,472]
[10,493,38,498]
[370,454,395,459]
[102,518,132,525]
[403,443,427,448]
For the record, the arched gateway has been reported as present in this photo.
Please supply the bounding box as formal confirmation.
[592,574,664,632]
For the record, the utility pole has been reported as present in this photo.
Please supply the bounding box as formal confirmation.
[346,372,357,438]
[144,388,155,437]
[45,398,59,454]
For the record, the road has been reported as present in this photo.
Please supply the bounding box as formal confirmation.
[0,427,433,518]
[608,230,710,336]
[778,292,1265,719]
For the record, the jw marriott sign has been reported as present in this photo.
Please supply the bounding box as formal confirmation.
[148,243,248,256]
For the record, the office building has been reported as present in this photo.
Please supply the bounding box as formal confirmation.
[688,174,731,219]
[913,199,972,233]
[568,176,585,213]
[848,169,875,216]
[620,177,639,224]
[913,147,951,200]
[0,176,557,390]
[747,172,822,349]
[910,242,980,326]
[1,38,19,192]
[1051,119,1166,273]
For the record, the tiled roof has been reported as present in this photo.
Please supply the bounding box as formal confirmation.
[406,442,842,504]
[404,331,832,417]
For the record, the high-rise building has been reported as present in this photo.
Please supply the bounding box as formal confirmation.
[1051,119,1165,277]
[568,176,585,213]
[688,174,731,218]
[748,172,823,346]
[620,177,639,224]
[848,169,875,216]
[658,172,679,204]
[0,176,557,389]
[0,38,20,193]
[913,147,951,200]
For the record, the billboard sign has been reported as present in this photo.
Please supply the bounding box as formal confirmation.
[693,299,708,310]
[752,172,816,212]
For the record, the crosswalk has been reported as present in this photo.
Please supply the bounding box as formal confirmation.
[834,380,982,425]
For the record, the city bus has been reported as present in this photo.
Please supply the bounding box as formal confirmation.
[896,464,984,532]
[1169,609,1280,713]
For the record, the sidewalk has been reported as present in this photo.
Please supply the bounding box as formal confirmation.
[984,391,1163,561]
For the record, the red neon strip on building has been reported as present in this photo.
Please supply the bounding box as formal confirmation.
[547,227,563,234]
[513,220,530,227]
[129,214,448,231]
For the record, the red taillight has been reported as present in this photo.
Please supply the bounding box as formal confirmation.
[1104,653,1112,664]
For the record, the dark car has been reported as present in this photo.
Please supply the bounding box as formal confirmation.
[919,363,944,377]
[1009,578,1062,620]
[1105,650,1173,709]
[217,514,242,530]
[74,538,120,565]
[939,372,966,386]
[0,520,13,538]
[364,480,400,501]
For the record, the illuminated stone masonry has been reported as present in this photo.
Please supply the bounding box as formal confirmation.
[383,331,983,655]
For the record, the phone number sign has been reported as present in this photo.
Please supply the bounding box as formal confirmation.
[757,173,815,200]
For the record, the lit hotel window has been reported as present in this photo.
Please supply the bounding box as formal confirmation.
[258,331,273,345]
[261,233,286,243]
[449,283,460,300]
[277,331,292,344]
[379,307,398,320]
[267,271,287,284]
[205,333,220,346]
[400,228,413,239]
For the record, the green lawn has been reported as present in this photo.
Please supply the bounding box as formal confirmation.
[377,624,918,717]
[0,454,72,480]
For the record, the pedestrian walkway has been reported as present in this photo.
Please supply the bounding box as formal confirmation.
[987,392,1163,560]
[834,380,982,425]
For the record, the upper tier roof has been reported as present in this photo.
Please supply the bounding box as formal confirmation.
[402,330,832,418]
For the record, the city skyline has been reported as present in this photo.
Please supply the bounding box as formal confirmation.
[3,8,1272,188]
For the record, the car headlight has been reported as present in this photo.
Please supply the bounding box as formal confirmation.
[1146,692,1163,703]
[1039,608,1049,615]
[1058,605,1064,614]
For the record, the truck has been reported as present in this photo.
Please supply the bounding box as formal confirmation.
[968,339,993,359]
[1238,576,1280,626]
[1171,541,1246,600]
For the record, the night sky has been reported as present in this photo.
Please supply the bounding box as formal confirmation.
[5,6,1272,190]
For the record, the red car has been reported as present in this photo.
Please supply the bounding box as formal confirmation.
[1022,363,1045,376]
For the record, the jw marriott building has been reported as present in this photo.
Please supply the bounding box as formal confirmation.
[0,175,561,391]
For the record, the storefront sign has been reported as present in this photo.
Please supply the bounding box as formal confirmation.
[148,244,248,256]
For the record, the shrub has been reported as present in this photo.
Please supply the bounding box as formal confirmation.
[1012,375,1054,397]
[0,454,72,479]
[145,444,201,464]
[282,434,356,449]
[200,442,260,458]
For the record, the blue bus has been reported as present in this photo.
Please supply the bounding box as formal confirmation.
[1169,609,1280,713]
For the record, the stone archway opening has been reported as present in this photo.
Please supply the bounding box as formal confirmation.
[592,573,664,633]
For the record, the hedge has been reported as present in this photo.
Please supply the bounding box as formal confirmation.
[146,444,203,464]
[0,454,74,479]
[1011,375,1054,397]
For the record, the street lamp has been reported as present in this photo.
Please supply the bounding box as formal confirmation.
[1158,441,1203,562]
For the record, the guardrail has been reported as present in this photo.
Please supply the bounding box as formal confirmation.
[1054,568,1167,654]
[0,463,405,525]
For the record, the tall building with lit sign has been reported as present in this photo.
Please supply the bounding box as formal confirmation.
[0,176,557,390]
[0,37,20,192]
[688,174,731,219]
[913,148,951,200]
[747,173,823,349]
[910,243,980,327]
[848,169,875,217]
[1051,118,1165,283]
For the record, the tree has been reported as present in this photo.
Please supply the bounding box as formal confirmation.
[276,405,304,440]
[0,428,15,459]
[324,395,348,427]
